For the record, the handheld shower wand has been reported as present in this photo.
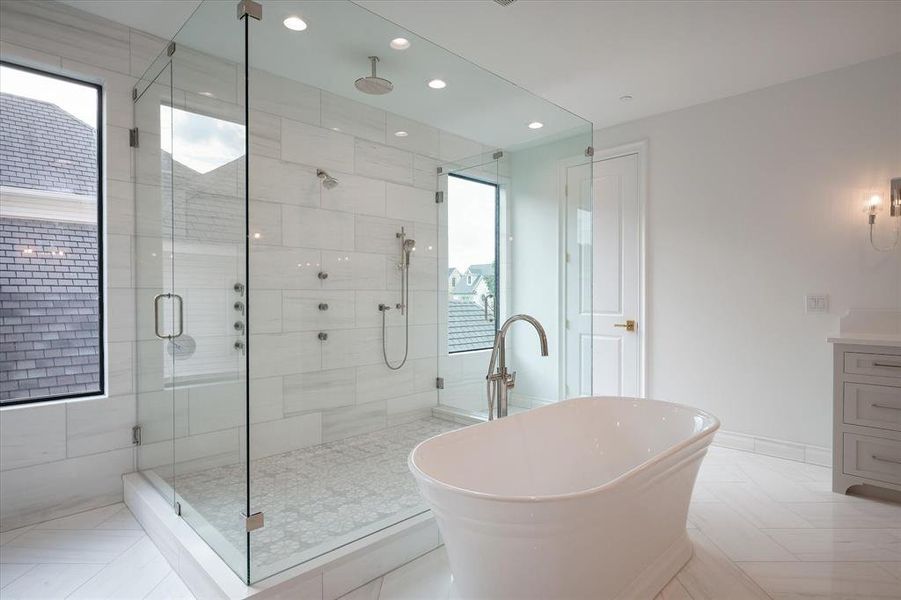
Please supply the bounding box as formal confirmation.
[380,228,415,370]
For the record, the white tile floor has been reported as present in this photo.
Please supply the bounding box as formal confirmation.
[0,503,193,600]
[2,446,900,599]
[337,446,901,600]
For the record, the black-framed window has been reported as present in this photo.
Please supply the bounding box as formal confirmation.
[0,62,104,405]
[446,173,499,354]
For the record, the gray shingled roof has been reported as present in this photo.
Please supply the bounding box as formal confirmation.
[0,218,101,402]
[0,93,97,196]
[448,300,496,353]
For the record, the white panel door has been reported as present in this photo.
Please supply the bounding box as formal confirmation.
[565,152,641,397]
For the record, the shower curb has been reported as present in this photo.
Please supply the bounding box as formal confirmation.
[124,472,442,599]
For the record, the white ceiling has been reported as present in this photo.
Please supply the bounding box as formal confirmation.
[361,0,901,129]
[62,0,901,131]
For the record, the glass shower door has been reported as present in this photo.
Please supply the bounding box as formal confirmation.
[134,0,250,581]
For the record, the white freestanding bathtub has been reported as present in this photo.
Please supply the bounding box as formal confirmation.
[409,396,719,600]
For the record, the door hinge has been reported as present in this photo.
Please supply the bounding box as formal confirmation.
[565,319,570,329]
[132,87,138,101]
[564,183,568,198]
[174,501,182,516]
[492,150,504,160]
[132,425,142,446]
[166,42,176,57]
[436,166,444,175]
[129,128,139,148]
[244,511,264,532]
[237,0,262,20]
[436,377,445,389]
[565,251,571,263]
[435,191,445,204]
[585,146,594,157]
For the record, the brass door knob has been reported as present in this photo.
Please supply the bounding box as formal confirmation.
[614,319,636,332]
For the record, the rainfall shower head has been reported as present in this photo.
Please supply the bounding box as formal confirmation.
[317,169,339,190]
[355,56,393,95]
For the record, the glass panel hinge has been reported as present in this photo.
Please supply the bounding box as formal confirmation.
[492,150,503,160]
[129,128,139,148]
[435,191,444,204]
[166,42,176,57]
[132,425,142,446]
[244,511,264,532]
[436,377,445,389]
[585,146,594,157]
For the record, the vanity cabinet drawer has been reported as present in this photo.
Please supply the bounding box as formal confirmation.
[844,353,901,379]
[843,383,901,432]
[843,433,901,486]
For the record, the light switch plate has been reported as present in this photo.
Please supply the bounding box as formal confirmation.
[805,293,829,314]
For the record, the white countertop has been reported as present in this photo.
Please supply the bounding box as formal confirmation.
[827,334,901,348]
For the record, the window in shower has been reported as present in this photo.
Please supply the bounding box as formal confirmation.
[446,174,499,353]
[0,62,103,405]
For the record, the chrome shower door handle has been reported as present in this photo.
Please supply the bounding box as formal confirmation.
[172,293,184,338]
[153,293,170,340]
[153,293,183,339]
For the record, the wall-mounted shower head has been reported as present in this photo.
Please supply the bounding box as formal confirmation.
[317,169,339,190]
[355,56,393,95]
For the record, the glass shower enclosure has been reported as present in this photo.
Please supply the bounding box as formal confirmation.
[133,0,592,584]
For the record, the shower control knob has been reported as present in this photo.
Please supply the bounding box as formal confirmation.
[234,340,245,351]
[318,332,328,341]
[318,303,329,311]
[234,301,245,314]
[234,321,245,332]
[318,271,328,280]
[233,282,245,295]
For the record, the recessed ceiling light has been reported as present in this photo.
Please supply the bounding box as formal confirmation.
[198,91,215,98]
[394,130,409,137]
[283,16,307,31]
[619,94,633,102]
[253,232,261,239]
[390,38,410,50]
[428,79,447,89]
[527,121,544,129]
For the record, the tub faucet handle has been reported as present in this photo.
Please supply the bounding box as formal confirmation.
[507,371,516,389]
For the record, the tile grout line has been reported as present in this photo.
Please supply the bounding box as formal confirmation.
[0,563,38,591]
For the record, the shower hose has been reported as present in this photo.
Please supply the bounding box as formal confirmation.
[381,262,411,370]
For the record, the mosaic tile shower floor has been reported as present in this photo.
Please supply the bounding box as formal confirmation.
[166,417,459,576]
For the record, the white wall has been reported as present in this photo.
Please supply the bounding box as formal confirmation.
[593,54,901,449]
[0,0,168,530]
[508,135,591,406]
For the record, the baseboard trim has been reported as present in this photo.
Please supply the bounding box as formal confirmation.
[713,429,831,467]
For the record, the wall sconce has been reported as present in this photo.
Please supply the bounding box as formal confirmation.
[866,178,900,252]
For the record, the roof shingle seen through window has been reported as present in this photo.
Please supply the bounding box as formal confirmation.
[0,93,97,196]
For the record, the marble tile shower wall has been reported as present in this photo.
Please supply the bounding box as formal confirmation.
[241,68,494,460]
[0,0,170,530]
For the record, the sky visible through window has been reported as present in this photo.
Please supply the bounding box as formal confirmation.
[447,175,496,274]
[0,65,97,126]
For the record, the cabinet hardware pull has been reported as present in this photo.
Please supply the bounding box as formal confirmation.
[873,362,901,369]
[873,403,901,411]
[872,454,901,465]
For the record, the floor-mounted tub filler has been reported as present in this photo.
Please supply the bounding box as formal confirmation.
[410,396,720,599]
